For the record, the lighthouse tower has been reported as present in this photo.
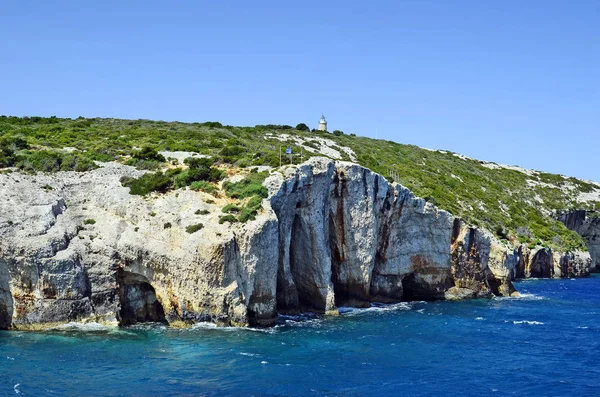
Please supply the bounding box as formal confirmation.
[318,114,327,132]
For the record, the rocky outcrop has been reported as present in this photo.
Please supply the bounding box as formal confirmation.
[0,163,279,329]
[448,220,517,299]
[557,210,600,272]
[268,159,459,312]
[0,158,592,330]
[514,245,591,279]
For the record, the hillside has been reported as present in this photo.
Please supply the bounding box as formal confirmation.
[1,115,599,252]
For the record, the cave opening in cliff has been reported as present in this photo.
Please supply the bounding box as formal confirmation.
[116,269,167,326]
[529,250,554,278]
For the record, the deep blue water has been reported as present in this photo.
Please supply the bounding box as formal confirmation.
[2,276,600,396]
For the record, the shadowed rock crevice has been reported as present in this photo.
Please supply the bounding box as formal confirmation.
[529,249,554,278]
[0,266,12,330]
[117,269,166,326]
[288,213,327,312]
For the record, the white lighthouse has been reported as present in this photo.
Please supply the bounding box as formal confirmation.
[318,114,327,132]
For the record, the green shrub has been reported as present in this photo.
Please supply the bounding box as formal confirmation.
[122,172,173,195]
[15,150,97,173]
[184,157,214,169]
[132,146,165,162]
[189,180,219,195]
[83,218,96,225]
[222,203,241,213]
[125,158,162,170]
[296,123,310,132]
[195,209,210,215]
[219,215,238,224]
[223,171,268,199]
[219,145,246,163]
[185,223,204,233]
[163,222,172,229]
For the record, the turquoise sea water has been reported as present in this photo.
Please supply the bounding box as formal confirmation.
[2,276,600,396]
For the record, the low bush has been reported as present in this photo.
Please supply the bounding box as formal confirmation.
[16,150,97,173]
[132,147,165,162]
[223,171,268,199]
[185,223,204,233]
[222,203,241,213]
[83,218,96,225]
[121,172,172,195]
[219,215,238,224]
[125,158,162,170]
[189,180,219,195]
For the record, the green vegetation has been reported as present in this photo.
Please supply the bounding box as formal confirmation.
[121,172,172,196]
[189,180,219,195]
[1,115,598,250]
[195,209,210,215]
[219,215,238,224]
[185,223,204,233]
[163,222,172,229]
[223,171,268,199]
[222,204,241,213]
[296,123,310,132]
[120,156,224,196]
[125,146,166,170]
[219,172,269,223]
[83,218,96,225]
[1,134,96,172]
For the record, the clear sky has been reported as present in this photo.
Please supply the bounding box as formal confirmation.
[1,1,598,180]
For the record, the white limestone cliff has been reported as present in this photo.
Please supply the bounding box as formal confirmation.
[0,158,592,329]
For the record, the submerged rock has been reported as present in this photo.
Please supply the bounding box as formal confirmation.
[0,158,593,329]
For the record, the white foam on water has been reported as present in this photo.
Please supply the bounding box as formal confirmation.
[6,356,15,360]
[280,318,323,329]
[52,322,108,331]
[339,302,411,316]
[495,293,545,301]
[191,322,218,329]
[190,322,277,334]
[577,326,589,329]
[13,384,20,394]
[239,352,259,357]
[475,317,484,321]
[512,320,544,325]
[261,361,268,365]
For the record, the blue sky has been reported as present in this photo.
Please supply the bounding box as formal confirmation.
[1,1,598,180]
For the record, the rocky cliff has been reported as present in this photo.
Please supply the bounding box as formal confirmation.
[557,210,600,272]
[0,158,593,330]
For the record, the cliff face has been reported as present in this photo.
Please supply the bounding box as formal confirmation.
[557,210,600,272]
[0,158,592,330]
[0,163,279,329]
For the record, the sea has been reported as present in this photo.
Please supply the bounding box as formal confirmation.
[2,276,600,396]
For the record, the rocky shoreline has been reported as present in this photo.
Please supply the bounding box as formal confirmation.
[0,157,595,330]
